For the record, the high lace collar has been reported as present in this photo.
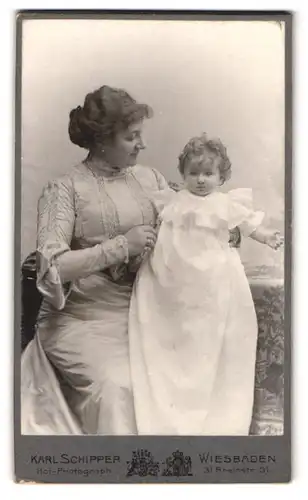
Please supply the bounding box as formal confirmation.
[84,157,132,179]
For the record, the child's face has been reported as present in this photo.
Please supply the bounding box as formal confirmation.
[183,153,221,196]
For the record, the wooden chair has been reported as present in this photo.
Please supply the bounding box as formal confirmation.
[21,252,42,351]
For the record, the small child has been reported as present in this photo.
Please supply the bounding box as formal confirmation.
[128,133,283,436]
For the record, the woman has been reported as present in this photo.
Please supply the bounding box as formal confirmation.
[21,85,168,435]
[21,84,241,435]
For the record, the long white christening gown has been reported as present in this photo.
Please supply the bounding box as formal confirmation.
[129,188,264,435]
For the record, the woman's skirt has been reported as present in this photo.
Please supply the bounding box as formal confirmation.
[21,273,136,435]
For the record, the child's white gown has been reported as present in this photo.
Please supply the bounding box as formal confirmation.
[129,188,264,435]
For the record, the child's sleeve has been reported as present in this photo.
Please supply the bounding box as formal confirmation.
[228,188,265,237]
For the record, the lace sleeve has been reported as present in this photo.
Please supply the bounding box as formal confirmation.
[36,177,129,310]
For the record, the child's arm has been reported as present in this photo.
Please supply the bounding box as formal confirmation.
[249,227,284,250]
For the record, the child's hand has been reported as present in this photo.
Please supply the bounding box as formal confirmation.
[266,231,284,250]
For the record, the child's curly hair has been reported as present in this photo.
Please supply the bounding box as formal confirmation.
[178,133,232,184]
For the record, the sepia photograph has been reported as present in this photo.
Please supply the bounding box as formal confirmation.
[15,11,291,483]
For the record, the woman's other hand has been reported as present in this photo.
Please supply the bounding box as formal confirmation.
[229,227,241,248]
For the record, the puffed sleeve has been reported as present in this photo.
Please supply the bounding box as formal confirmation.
[228,188,265,236]
[151,167,170,190]
[147,168,173,211]
[36,177,129,310]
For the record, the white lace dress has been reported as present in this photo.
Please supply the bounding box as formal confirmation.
[129,188,264,435]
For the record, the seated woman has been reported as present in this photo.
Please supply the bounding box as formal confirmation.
[21,84,242,435]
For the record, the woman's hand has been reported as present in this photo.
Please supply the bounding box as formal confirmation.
[229,227,241,248]
[125,225,157,257]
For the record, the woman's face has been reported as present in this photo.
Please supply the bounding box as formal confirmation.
[102,120,146,169]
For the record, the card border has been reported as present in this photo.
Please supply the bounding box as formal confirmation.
[14,10,292,484]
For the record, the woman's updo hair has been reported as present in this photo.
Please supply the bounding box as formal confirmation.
[68,85,153,150]
[178,132,232,184]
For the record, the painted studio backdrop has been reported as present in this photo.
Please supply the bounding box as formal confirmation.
[20,19,285,435]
